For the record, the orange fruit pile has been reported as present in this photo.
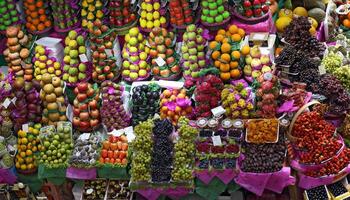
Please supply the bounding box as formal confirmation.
[24,0,52,32]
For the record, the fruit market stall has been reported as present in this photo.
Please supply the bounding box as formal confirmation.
[3,0,350,200]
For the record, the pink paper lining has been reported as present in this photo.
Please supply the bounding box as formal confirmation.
[195,169,238,185]
[136,187,191,200]
[232,12,276,34]
[66,167,96,180]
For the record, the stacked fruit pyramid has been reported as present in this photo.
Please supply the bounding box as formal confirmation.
[50,0,80,31]
[200,0,230,25]
[139,0,167,31]
[23,0,53,33]
[169,0,193,27]
[109,0,137,29]
[81,0,105,30]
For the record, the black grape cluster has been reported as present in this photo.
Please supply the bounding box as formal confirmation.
[275,45,298,66]
[151,119,174,183]
[297,68,321,93]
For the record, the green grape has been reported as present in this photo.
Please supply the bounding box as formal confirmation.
[321,52,342,73]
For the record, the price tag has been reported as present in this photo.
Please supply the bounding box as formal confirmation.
[79,133,91,140]
[22,124,29,133]
[105,49,113,57]
[155,57,166,67]
[212,136,222,146]
[124,126,135,142]
[175,42,182,54]
[110,129,124,136]
[2,98,11,108]
[79,54,89,62]
[146,40,151,47]
[0,136,4,142]
[192,0,199,10]
[66,104,73,122]
[211,106,226,117]
[11,97,17,104]
[319,65,326,75]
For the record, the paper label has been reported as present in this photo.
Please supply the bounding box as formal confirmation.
[0,136,4,142]
[2,98,11,108]
[79,54,89,62]
[155,57,166,66]
[211,106,226,117]
[110,129,124,137]
[79,133,90,140]
[212,136,222,146]
[319,65,326,75]
[125,126,135,142]
[105,49,113,57]
[22,124,29,133]
[11,97,17,104]
[175,42,182,54]
[146,40,151,47]
[66,104,73,122]
[193,0,199,10]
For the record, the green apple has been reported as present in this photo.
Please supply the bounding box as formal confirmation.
[76,35,84,46]
[78,46,86,54]
[123,60,130,68]
[206,17,214,23]
[209,10,218,17]
[130,55,139,62]
[222,11,230,19]
[217,6,225,13]
[69,50,79,58]
[129,64,139,71]
[64,47,71,55]
[215,15,223,23]
[70,58,79,65]
[68,76,78,83]
[78,63,87,72]
[201,15,207,22]
[68,30,77,40]
[202,9,210,15]
[139,60,147,69]
[78,73,87,80]
[216,0,223,5]
[68,67,78,76]
[63,55,70,63]
[208,2,217,9]
[201,1,208,7]
[63,65,70,71]
[139,69,147,77]
[62,73,69,81]
[122,70,130,76]
[184,70,191,76]
[129,72,139,80]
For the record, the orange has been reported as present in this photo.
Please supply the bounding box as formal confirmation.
[36,1,44,7]
[44,20,52,27]
[29,24,36,31]
[220,63,230,72]
[230,61,239,69]
[225,31,232,37]
[25,157,33,164]
[237,28,245,37]
[37,23,45,31]
[167,110,175,117]
[231,51,241,60]
[220,53,231,62]
[28,5,36,11]
[220,72,231,81]
[217,29,226,35]
[343,19,350,28]
[229,25,238,34]
[221,43,231,53]
[230,69,241,78]
[347,12,350,20]
[39,15,46,22]
[215,34,224,42]
[38,8,45,15]
[32,19,40,25]
[26,149,33,156]
[275,47,282,56]
[20,152,26,158]
[241,45,250,55]
[30,12,38,18]
[20,164,27,171]
[214,60,221,68]
[232,34,242,42]
[222,37,230,43]
[212,50,221,60]
[209,41,218,50]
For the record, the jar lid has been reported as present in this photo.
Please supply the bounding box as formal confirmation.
[232,119,244,128]
[221,118,233,128]
[196,118,208,128]
[279,118,290,126]
[208,118,219,128]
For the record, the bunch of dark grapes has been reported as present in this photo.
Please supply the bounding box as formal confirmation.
[294,37,325,58]
[295,68,321,93]
[151,119,174,182]
[275,45,298,66]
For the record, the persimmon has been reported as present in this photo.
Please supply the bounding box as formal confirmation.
[36,1,44,7]
[232,34,242,42]
[209,41,218,50]
[217,29,226,35]
[37,23,45,31]
[30,12,38,18]
[229,25,238,34]
[214,60,221,68]
[231,51,241,60]
[212,50,221,60]
[221,43,231,53]
[220,72,231,81]
[39,15,46,22]
[230,69,241,78]
[28,5,36,11]
[230,61,239,69]
[44,21,52,27]
[220,63,230,72]
[215,34,224,42]
[237,28,245,37]
[343,19,350,28]
[220,53,231,62]
[32,19,40,25]
[38,8,45,15]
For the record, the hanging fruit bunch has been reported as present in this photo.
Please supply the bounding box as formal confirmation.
[209,24,246,82]
[81,0,105,30]
[169,0,193,27]
[23,0,52,33]
[62,30,90,85]
[109,0,137,27]
[72,82,100,132]
[3,26,33,81]
[148,27,181,80]
[89,20,119,83]
[139,0,167,31]
[33,45,62,81]
[50,0,80,31]
[0,0,20,32]
[122,27,151,82]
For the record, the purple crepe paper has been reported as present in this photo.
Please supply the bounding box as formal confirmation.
[0,168,17,184]
[66,167,97,180]
[176,98,191,108]
[137,187,191,200]
[195,170,218,184]
[233,12,276,34]
[195,169,237,185]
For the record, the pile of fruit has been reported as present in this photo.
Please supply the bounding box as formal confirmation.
[4,26,33,80]
[50,0,79,31]
[72,82,100,132]
[160,89,192,125]
[148,27,181,80]
[254,72,279,118]
[0,0,20,32]
[83,180,108,200]
[181,24,207,86]
[109,0,136,27]
[122,27,151,81]
[9,78,29,131]
[40,74,67,125]
[0,145,13,169]
[62,30,90,85]
[70,133,101,167]
[139,0,167,30]
[238,0,269,18]
[131,84,161,126]
[81,0,105,30]
[89,20,119,83]
[200,0,230,24]
[209,25,247,82]
[107,180,131,199]
[24,80,42,123]
[100,81,130,132]
[221,82,254,119]
[169,0,193,27]
[33,45,62,81]
[38,122,73,168]
[23,0,52,33]
[99,135,128,165]
[15,124,41,172]
[242,45,272,82]
[0,77,13,138]
[194,74,223,118]
[246,119,278,143]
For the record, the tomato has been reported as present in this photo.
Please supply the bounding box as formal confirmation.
[113,150,119,159]
[121,143,128,151]
[119,151,126,159]
[107,150,113,158]
[102,141,110,150]
[101,149,108,158]
[110,143,118,151]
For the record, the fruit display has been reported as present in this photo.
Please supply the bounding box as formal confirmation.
[209,25,247,82]
[81,0,105,30]
[327,181,348,198]
[72,82,100,132]
[246,119,279,143]
[89,20,119,83]
[139,0,167,31]
[239,0,269,18]
[159,88,193,125]
[69,133,101,167]
[200,0,230,25]
[82,180,108,200]
[33,45,62,81]
[131,84,161,126]
[109,0,137,28]
[172,117,197,182]
[122,27,151,81]
[0,151,14,169]
[100,81,130,132]
[181,24,208,87]
[38,122,73,168]
[39,74,67,125]
[23,0,52,33]
[15,124,41,172]
[0,77,13,138]
[106,180,131,199]
[3,26,33,80]
[254,72,279,118]
[130,119,153,182]
[169,0,193,27]
[0,0,20,32]
[9,78,29,131]
[242,45,272,82]
[50,0,79,31]
[62,30,90,85]
[99,135,128,165]
[148,27,181,80]
[194,74,223,118]
[24,80,42,123]
[305,186,329,200]
[221,82,254,119]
